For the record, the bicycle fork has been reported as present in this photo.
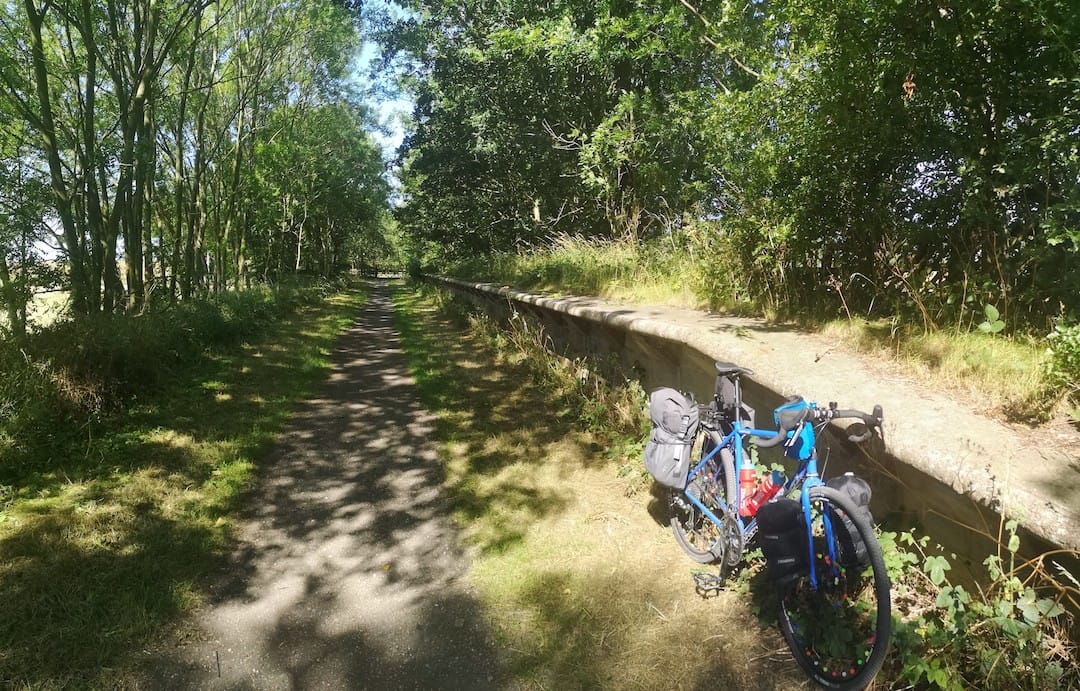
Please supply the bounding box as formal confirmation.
[800,475,840,591]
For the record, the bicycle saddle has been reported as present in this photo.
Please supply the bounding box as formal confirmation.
[714,361,754,377]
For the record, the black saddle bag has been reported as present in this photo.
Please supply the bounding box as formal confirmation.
[825,474,874,570]
[756,497,808,583]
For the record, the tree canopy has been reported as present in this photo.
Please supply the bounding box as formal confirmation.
[0,0,391,332]
[383,0,1080,330]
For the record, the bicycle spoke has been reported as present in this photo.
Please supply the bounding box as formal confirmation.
[670,468,723,562]
[670,440,736,565]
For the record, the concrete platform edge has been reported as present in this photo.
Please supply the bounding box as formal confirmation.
[431,275,1079,554]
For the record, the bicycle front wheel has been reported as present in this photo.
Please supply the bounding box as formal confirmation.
[670,433,735,563]
[777,485,891,690]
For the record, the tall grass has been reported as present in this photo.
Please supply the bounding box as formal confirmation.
[0,279,363,687]
[0,281,344,477]
[449,233,705,309]
[443,234,1063,422]
[818,319,1052,420]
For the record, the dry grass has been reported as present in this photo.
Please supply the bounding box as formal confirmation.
[452,234,705,310]
[819,318,1051,420]
[393,284,810,690]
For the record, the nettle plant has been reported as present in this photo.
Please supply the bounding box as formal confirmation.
[880,522,1077,690]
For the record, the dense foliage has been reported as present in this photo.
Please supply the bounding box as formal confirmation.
[382,0,1079,333]
[0,0,390,330]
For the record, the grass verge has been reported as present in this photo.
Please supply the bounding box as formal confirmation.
[390,282,807,690]
[817,319,1052,420]
[0,285,365,688]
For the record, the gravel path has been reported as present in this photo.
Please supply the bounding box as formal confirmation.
[142,281,506,689]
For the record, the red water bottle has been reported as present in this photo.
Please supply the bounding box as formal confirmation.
[742,469,786,517]
[738,467,758,516]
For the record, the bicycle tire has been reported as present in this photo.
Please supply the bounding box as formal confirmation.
[776,485,891,690]
[670,431,735,563]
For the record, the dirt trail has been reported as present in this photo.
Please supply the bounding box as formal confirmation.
[140,282,506,689]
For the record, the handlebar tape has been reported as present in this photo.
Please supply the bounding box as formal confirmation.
[830,408,882,443]
[753,430,788,448]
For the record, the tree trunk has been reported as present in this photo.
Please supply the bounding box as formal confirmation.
[0,253,26,341]
[24,0,91,314]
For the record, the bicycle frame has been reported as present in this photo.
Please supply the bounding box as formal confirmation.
[681,392,843,590]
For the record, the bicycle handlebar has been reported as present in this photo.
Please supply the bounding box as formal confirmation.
[751,403,883,448]
[753,429,788,448]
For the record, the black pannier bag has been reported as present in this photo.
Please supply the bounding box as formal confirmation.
[714,373,756,428]
[825,474,874,569]
[643,388,700,489]
[756,497,808,583]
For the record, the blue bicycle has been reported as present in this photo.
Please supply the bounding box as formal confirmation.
[666,362,892,690]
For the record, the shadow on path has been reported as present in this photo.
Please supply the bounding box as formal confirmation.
[141,282,507,689]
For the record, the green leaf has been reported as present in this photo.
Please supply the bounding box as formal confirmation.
[1020,601,1041,624]
[1038,598,1065,619]
[984,304,1000,321]
[996,599,1013,619]
[925,555,952,586]
[998,616,1029,638]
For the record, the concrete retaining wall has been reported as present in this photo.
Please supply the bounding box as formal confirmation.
[430,275,1080,565]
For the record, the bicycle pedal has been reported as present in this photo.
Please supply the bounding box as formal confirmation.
[692,570,726,595]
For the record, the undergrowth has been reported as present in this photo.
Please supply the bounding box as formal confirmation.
[1047,322,1080,422]
[448,233,703,310]
[426,284,649,478]
[0,280,345,480]
[880,523,1078,689]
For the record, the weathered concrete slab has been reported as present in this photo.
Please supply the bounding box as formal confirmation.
[434,276,1080,558]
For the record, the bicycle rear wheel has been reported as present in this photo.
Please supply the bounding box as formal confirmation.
[670,432,735,563]
[776,485,891,690]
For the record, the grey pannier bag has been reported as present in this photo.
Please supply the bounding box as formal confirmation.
[644,387,700,489]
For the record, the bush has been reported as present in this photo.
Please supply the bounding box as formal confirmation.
[1047,322,1080,413]
[406,256,424,279]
